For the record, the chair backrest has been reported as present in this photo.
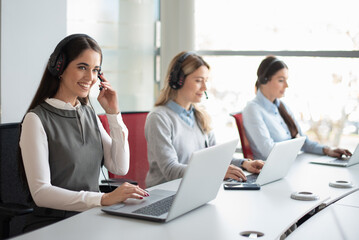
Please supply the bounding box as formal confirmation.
[0,123,32,238]
[98,112,149,189]
[0,123,29,205]
[230,112,254,159]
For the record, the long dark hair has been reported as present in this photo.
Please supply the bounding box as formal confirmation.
[256,56,298,138]
[18,34,102,197]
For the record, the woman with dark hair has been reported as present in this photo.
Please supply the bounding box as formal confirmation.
[145,51,264,188]
[19,34,148,231]
[243,56,351,160]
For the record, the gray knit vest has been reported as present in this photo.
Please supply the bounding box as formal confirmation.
[31,102,103,192]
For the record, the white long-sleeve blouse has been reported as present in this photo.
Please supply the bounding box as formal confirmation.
[19,98,129,212]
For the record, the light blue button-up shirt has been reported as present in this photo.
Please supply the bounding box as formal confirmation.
[166,100,195,127]
[242,89,324,160]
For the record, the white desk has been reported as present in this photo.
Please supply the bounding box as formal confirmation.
[285,153,359,206]
[287,189,359,240]
[11,154,359,240]
[336,188,359,208]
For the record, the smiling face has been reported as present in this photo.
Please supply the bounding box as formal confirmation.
[260,68,289,102]
[55,49,101,106]
[174,65,209,110]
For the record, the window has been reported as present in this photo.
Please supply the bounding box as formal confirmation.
[67,0,158,113]
[195,0,359,51]
[195,0,359,149]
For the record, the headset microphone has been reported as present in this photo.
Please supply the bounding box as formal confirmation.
[204,91,208,99]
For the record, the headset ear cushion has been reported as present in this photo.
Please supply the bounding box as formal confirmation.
[169,62,185,89]
[169,68,180,89]
[48,50,66,77]
[56,53,65,76]
[177,70,185,87]
[257,75,268,85]
[258,76,263,85]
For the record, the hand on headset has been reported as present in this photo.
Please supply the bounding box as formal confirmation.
[97,73,120,115]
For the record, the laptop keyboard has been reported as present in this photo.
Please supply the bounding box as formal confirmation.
[245,174,259,183]
[226,174,259,183]
[331,158,349,164]
[133,194,176,216]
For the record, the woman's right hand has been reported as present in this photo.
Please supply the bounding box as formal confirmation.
[224,164,247,182]
[101,182,149,206]
[323,147,352,159]
[97,73,120,115]
[242,160,265,174]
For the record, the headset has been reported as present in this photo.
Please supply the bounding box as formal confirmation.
[169,52,194,89]
[257,58,282,85]
[47,33,93,77]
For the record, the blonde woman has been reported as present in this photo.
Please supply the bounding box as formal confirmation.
[145,52,264,187]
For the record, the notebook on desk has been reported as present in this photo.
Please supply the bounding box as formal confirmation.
[102,139,239,222]
[310,144,359,167]
[226,137,306,186]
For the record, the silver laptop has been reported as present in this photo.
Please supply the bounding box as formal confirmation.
[310,144,359,167]
[102,139,239,222]
[226,137,305,186]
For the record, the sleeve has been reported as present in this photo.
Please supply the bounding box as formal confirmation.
[97,113,130,175]
[20,113,104,212]
[285,104,325,155]
[207,130,216,147]
[145,112,187,181]
[230,158,245,167]
[242,103,275,160]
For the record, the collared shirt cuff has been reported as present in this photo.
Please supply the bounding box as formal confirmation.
[106,113,124,127]
[231,158,246,168]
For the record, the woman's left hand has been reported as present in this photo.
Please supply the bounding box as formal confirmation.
[97,73,120,114]
[242,160,265,174]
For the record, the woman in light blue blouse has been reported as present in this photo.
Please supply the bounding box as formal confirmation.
[242,56,351,160]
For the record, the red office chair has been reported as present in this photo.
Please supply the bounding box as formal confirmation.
[230,112,254,159]
[98,112,149,189]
